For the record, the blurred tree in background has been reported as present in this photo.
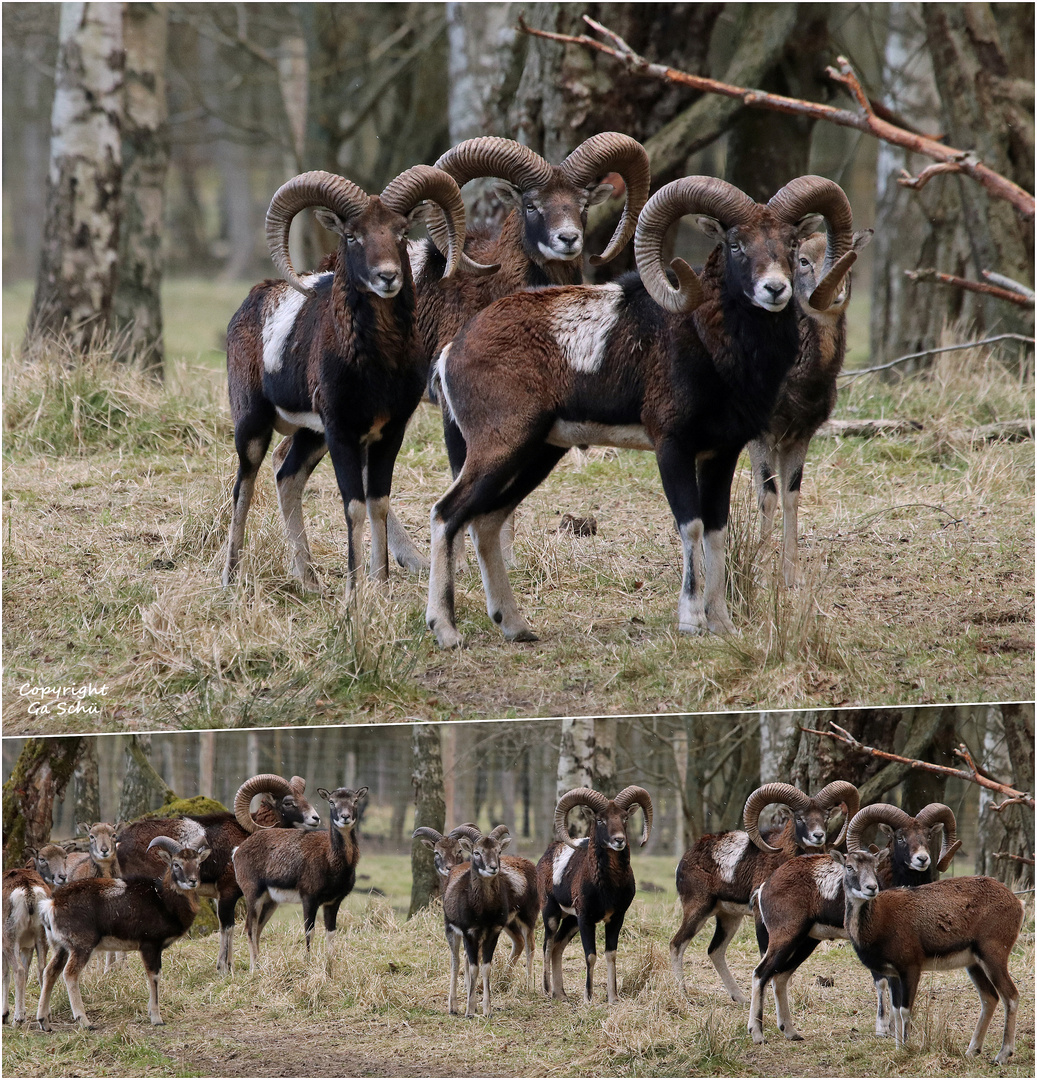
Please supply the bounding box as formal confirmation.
[3,2,1032,365]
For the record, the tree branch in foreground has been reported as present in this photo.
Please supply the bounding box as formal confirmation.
[801,722,1035,809]
[839,333,1036,380]
[517,15,1035,221]
[905,268,1036,308]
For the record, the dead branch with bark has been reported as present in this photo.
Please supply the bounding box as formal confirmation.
[905,268,1036,308]
[801,722,1035,809]
[518,15,1035,221]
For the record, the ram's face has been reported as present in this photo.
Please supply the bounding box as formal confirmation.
[280,779,321,831]
[795,233,851,313]
[497,171,614,264]
[315,200,412,298]
[792,803,832,849]
[470,838,501,879]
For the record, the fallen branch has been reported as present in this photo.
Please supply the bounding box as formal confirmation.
[518,15,1035,221]
[801,723,1035,809]
[905,268,1035,308]
[816,418,923,438]
[972,419,1035,443]
[839,333,1036,380]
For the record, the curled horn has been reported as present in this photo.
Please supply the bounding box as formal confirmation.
[767,175,854,311]
[635,177,757,314]
[289,776,307,795]
[147,836,183,860]
[266,171,371,297]
[234,773,294,834]
[614,785,654,846]
[429,136,556,276]
[380,164,467,280]
[558,132,651,265]
[554,787,608,848]
[488,824,511,844]
[813,781,861,847]
[448,823,482,844]
[412,827,445,845]
[845,803,915,853]
[914,803,961,871]
[743,783,812,853]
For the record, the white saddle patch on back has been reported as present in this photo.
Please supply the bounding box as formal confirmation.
[263,273,331,373]
[549,284,622,373]
[552,838,588,886]
[499,864,526,893]
[814,859,845,902]
[713,832,750,882]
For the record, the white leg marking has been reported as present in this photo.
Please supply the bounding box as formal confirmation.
[703,526,737,634]
[470,511,535,641]
[678,519,706,633]
[367,495,390,583]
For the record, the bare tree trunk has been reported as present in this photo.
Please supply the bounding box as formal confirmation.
[409,724,446,917]
[28,2,124,349]
[112,1,168,374]
[197,732,215,798]
[119,735,174,822]
[72,739,101,825]
[2,737,82,868]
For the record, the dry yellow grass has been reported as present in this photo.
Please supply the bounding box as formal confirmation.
[2,854,1033,1077]
[2,330,1033,731]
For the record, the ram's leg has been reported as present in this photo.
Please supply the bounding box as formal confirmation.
[547,914,579,1000]
[777,439,809,588]
[463,935,480,1018]
[2,947,11,1023]
[140,943,164,1026]
[273,429,327,590]
[974,949,1019,1065]
[324,430,368,593]
[603,912,625,1005]
[447,929,462,1015]
[364,420,410,584]
[698,448,740,634]
[669,893,713,993]
[748,437,779,540]
[322,898,343,959]
[215,889,240,974]
[223,417,274,586]
[578,918,598,1004]
[656,438,706,633]
[873,974,891,1036]
[708,910,748,1003]
[442,411,470,571]
[772,937,818,1041]
[480,932,500,1017]
[469,509,535,642]
[896,967,919,1048]
[964,964,998,1058]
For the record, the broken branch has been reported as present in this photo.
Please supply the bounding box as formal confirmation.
[905,268,1035,308]
[801,724,1035,809]
[517,16,1035,221]
[839,333,1036,380]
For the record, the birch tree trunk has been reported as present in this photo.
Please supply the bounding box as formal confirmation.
[28,2,124,349]
[409,724,446,917]
[112,1,168,374]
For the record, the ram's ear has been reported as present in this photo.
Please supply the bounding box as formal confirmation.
[406,203,427,229]
[419,837,437,851]
[829,849,846,867]
[498,833,513,851]
[586,179,616,207]
[693,215,726,243]
[491,180,523,211]
[314,208,349,237]
[852,228,874,252]
[795,213,825,238]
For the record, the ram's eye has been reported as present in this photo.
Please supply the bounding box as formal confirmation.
[525,203,536,213]
[799,257,810,268]
[346,234,357,244]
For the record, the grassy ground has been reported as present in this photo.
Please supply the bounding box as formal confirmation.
[2,281,1033,731]
[2,852,1033,1078]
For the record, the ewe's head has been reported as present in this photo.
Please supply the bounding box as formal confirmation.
[266,167,467,299]
[77,820,120,862]
[830,847,886,900]
[318,786,368,832]
[744,781,860,853]
[31,843,70,888]
[555,786,653,853]
[636,176,857,316]
[432,133,650,268]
